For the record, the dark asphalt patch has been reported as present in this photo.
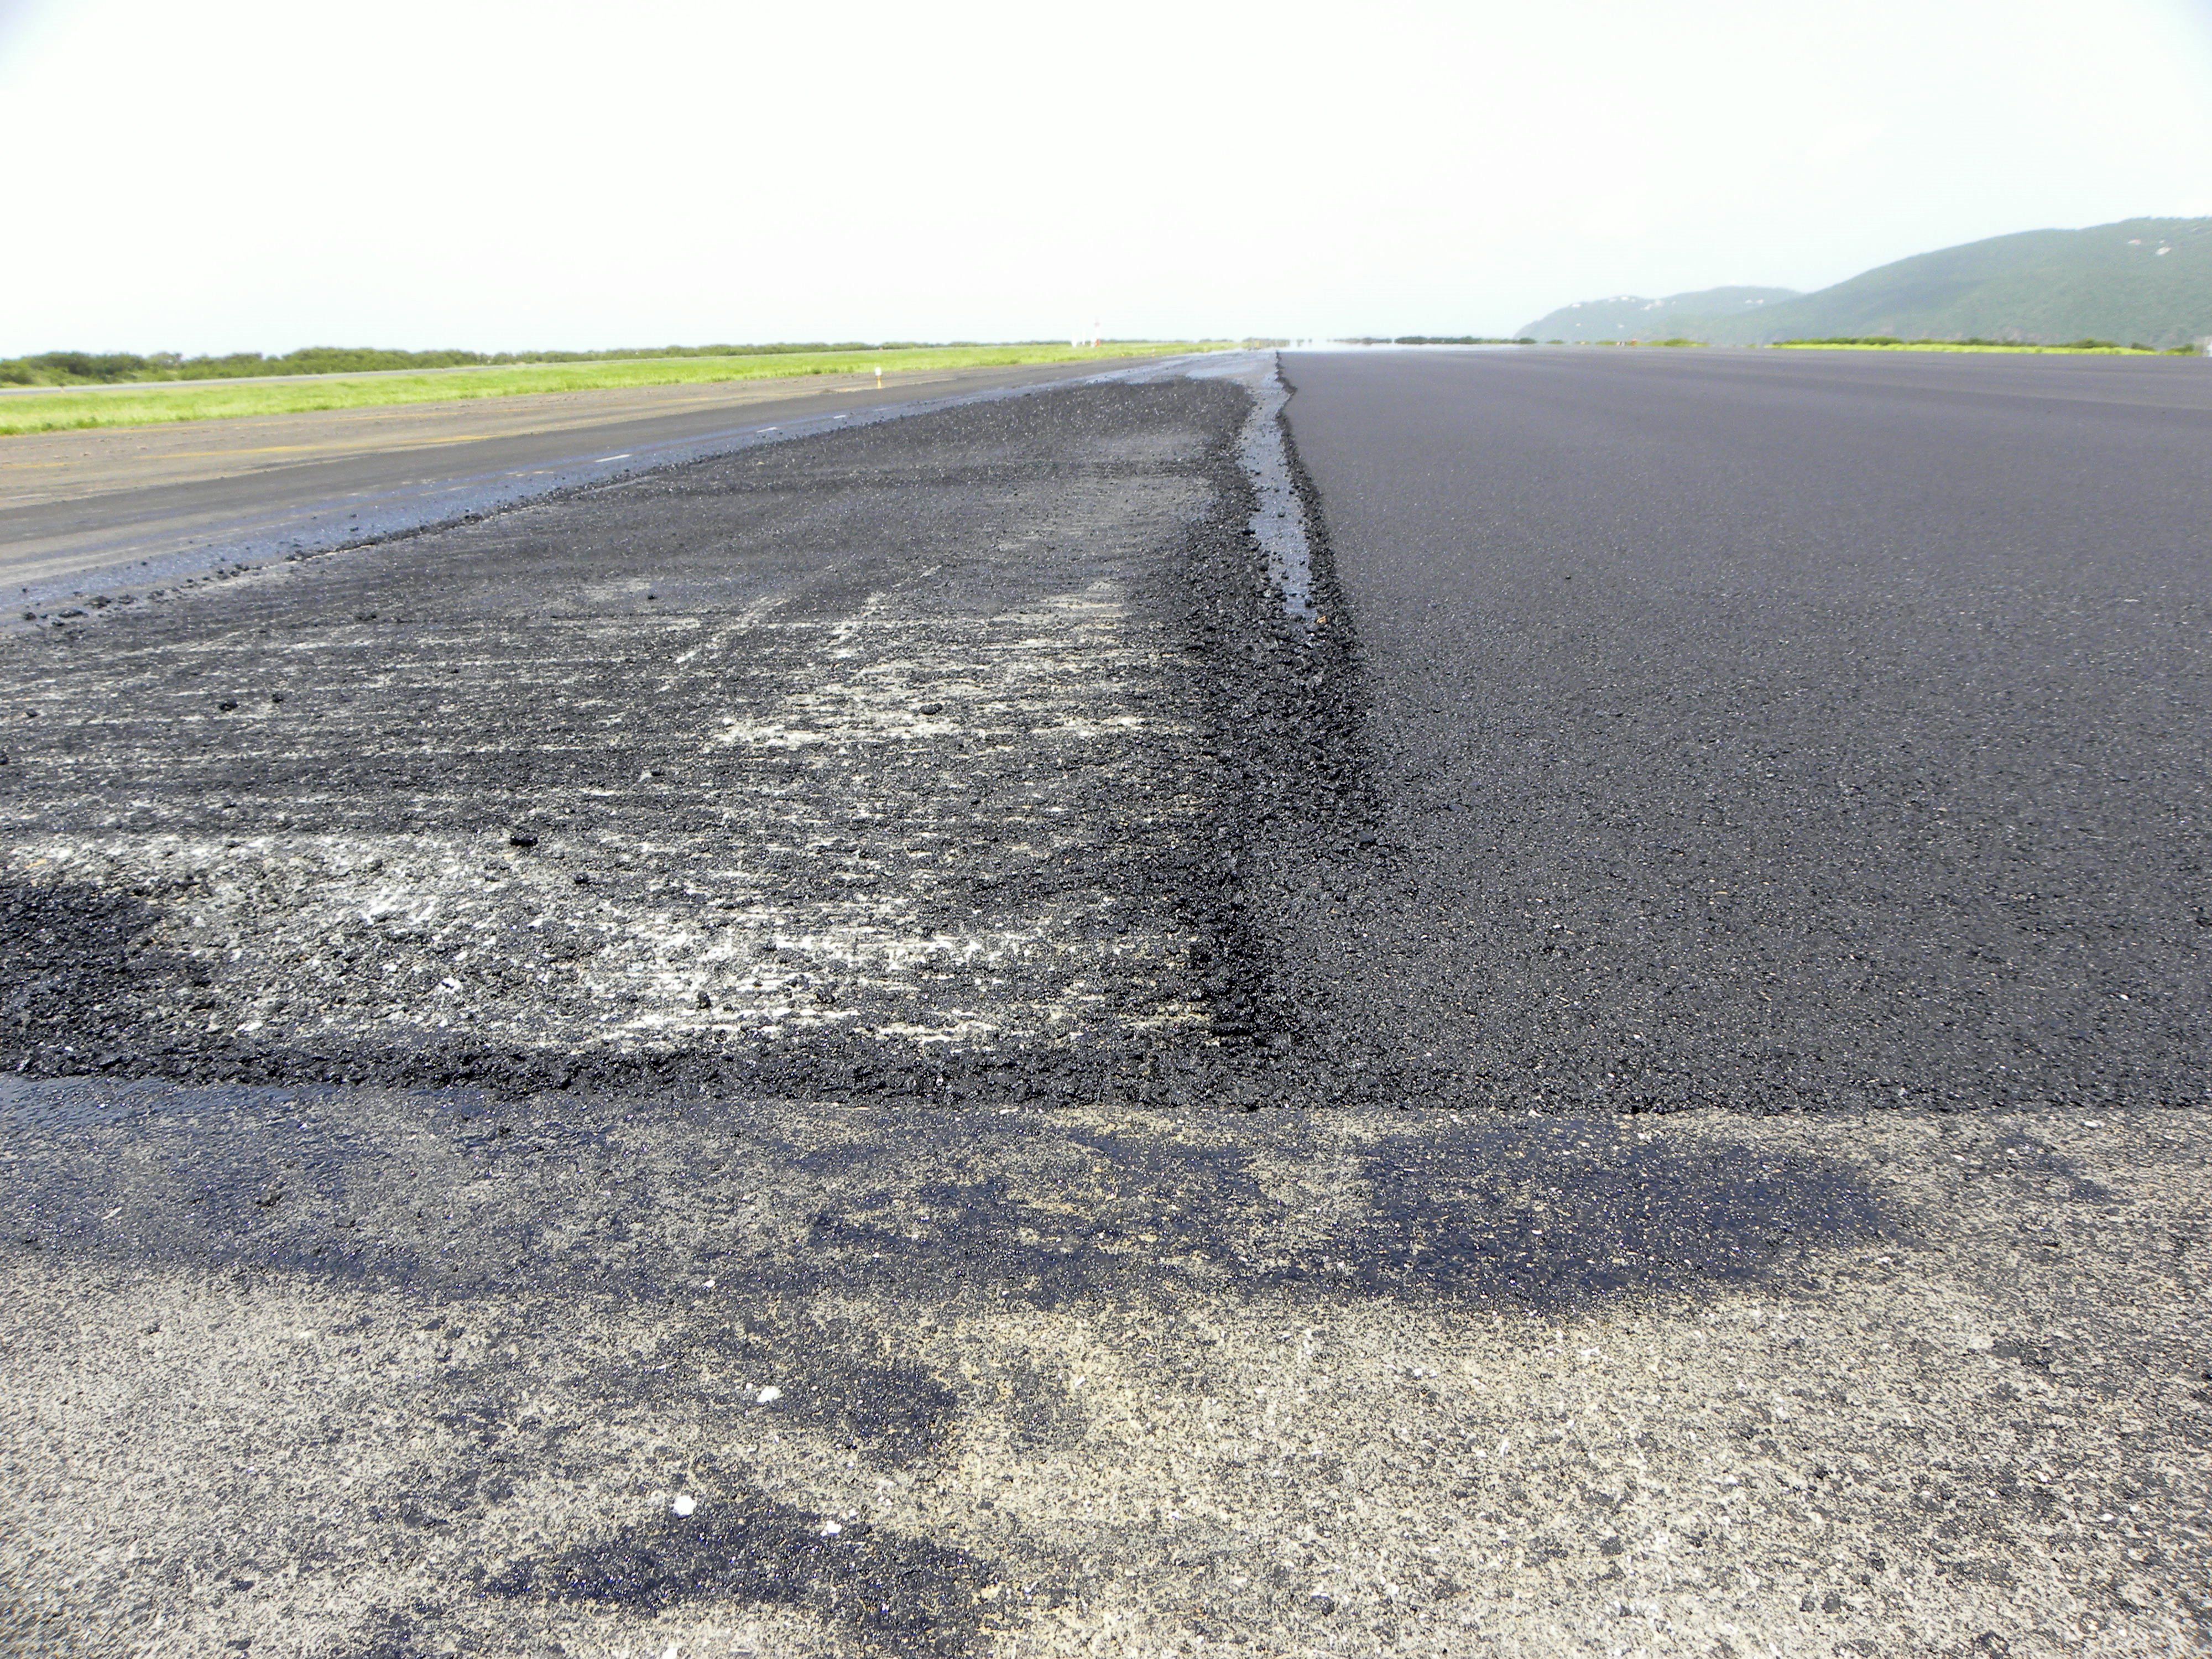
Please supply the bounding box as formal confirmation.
[1266,347,2212,1112]
[0,880,176,1061]
[0,364,1399,1117]
[483,1492,994,1656]
[0,1076,1890,1317]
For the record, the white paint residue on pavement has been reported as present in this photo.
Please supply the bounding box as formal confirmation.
[1236,361,1319,623]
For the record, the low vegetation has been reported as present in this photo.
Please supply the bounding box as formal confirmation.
[0,341,1232,436]
[1522,217,2211,348]
[0,340,1044,388]
[1773,337,2198,354]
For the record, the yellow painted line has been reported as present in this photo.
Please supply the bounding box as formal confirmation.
[1,388,832,462]
[150,434,497,461]
[0,434,498,465]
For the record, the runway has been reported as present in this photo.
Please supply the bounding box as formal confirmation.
[2,349,2206,1655]
[1269,345,2212,1110]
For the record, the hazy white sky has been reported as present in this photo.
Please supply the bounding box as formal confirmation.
[3,0,2208,353]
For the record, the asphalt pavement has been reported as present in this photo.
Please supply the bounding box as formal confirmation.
[1269,346,2212,1111]
[2,352,2208,1657]
[0,356,1192,605]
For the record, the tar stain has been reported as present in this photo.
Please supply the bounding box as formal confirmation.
[1321,1119,1891,1305]
[1989,1126,2112,1205]
[2,1076,1893,1318]
[780,1114,1889,1315]
[629,1321,957,1468]
[484,1488,990,1656]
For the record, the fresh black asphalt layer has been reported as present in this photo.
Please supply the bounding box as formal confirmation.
[1271,346,2212,1111]
[30,346,2206,1117]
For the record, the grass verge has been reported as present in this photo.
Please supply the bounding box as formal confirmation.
[0,342,1228,436]
[1772,337,2197,355]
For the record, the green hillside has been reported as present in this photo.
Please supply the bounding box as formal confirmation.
[1519,286,1798,343]
[1522,218,2212,349]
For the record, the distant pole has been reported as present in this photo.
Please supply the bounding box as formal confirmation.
[875,364,883,388]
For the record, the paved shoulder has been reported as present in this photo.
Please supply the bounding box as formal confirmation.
[0,356,1202,602]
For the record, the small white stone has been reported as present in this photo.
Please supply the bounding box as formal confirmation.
[821,1520,842,1537]
[671,1494,697,1517]
[758,1386,782,1404]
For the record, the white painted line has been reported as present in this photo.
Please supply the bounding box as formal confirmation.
[594,453,632,463]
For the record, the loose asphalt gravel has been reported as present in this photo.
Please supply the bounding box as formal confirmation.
[1,353,2208,1658]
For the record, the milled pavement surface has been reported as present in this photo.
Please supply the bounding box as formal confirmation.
[0,356,1191,604]
[1,357,2206,1657]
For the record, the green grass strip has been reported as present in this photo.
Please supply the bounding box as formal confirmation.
[0,342,1229,436]
[1771,338,2190,355]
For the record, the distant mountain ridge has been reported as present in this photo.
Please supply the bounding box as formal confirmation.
[1519,286,1799,343]
[1520,217,2212,348]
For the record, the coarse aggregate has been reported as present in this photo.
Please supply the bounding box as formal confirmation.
[0,380,1264,1105]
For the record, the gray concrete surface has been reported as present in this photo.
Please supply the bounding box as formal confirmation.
[4,1077,2206,1657]
[0,356,1211,606]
